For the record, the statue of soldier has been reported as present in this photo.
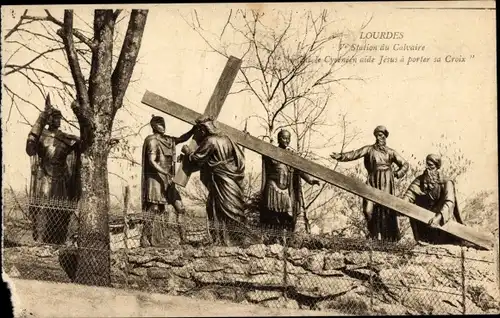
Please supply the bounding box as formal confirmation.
[140,115,195,247]
[330,125,409,242]
[260,129,320,241]
[26,95,81,245]
[401,154,465,245]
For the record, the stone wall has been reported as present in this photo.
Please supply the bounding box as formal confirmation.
[110,243,500,315]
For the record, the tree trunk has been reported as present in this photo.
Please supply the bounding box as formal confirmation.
[74,9,115,286]
[57,8,146,286]
[74,145,111,286]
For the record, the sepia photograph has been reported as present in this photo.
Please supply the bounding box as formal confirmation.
[1,1,498,316]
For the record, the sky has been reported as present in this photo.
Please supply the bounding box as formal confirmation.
[1,2,497,208]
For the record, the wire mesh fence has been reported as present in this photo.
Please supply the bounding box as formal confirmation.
[3,191,500,315]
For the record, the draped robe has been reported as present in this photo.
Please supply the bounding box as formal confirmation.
[337,144,408,241]
[141,134,176,209]
[402,176,464,244]
[187,134,248,246]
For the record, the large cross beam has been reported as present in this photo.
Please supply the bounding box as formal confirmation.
[141,91,494,251]
[172,56,242,187]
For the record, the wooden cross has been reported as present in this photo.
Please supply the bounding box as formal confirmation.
[141,90,494,250]
[172,56,242,187]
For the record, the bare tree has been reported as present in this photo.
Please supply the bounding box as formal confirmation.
[3,8,148,286]
[184,9,368,141]
[183,9,370,232]
[3,9,146,184]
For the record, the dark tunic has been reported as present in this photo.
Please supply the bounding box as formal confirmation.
[260,148,312,233]
[187,134,247,246]
[402,175,464,244]
[26,116,81,245]
[337,144,408,241]
[27,129,80,201]
[141,133,182,247]
[141,134,179,209]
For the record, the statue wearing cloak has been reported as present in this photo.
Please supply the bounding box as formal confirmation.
[181,116,253,247]
[26,96,81,245]
[401,154,464,245]
[140,115,194,247]
[331,125,408,242]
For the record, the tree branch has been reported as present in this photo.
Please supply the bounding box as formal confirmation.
[220,9,232,39]
[4,9,28,40]
[14,11,95,49]
[59,10,93,149]
[44,10,94,49]
[3,47,64,76]
[3,84,34,126]
[5,65,75,87]
[111,9,148,113]
[60,11,89,107]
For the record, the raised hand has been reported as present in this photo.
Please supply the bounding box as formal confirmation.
[330,152,341,160]
[428,214,443,228]
[181,144,192,155]
[393,170,403,179]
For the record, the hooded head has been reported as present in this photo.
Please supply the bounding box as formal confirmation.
[193,115,219,142]
[423,154,442,190]
[373,125,389,145]
[425,153,442,170]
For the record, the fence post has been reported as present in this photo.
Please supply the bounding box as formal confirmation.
[461,246,466,315]
[368,240,374,313]
[282,228,289,301]
[122,185,130,288]
[495,233,500,296]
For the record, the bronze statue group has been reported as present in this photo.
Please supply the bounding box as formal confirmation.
[26,95,465,249]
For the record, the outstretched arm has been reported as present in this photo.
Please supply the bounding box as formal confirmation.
[331,145,369,162]
[299,171,320,185]
[174,126,196,145]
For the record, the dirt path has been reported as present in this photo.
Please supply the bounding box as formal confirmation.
[6,276,336,317]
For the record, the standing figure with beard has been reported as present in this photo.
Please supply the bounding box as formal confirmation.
[140,115,195,247]
[260,129,320,239]
[180,115,254,247]
[330,125,409,242]
[401,154,464,245]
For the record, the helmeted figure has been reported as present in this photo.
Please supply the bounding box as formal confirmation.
[181,115,253,246]
[260,129,320,239]
[331,125,409,242]
[140,115,195,247]
[26,95,81,244]
[401,154,464,245]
